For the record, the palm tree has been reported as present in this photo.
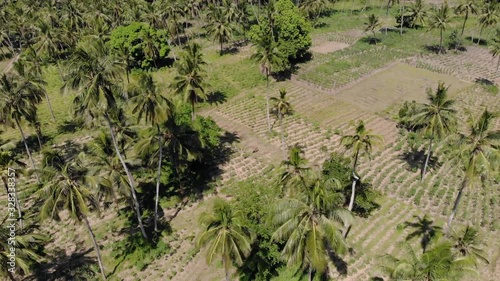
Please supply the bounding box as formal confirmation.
[251,27,283,133]
[428,3,450,53]
[280,144,310,192]
[379,238,476,281]
[270,88,292,157]
[490,40,500,74]
[447,109,499,232]
[450,225,489,267]
[364,13,381,42]
[404,214,442,253]
[455,1,478,36]
[477,2,498,44]
[0,218,47,281]
[197,198,254,281]
[171,44,208,121]
[207,9,233,55]
[0,73,42,182]
[409,0,427,28]
[62,42,147,239]
[129,73,172,232]
[36,150,107,280]
[271,172,352,281]
[411,82,457,181]
[341,120,383,213]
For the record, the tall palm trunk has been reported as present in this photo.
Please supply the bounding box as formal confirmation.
[44,92,56,121]
[154,132,163,232]
[348,149,360,212]
[191,100,196,121]
[440,28,443,53]
[421,134,433,182]
[308,266,313,281]
[460,12,468,36]
[15,118,39,182]
[279,109,286,158]
[477,26,483,45]
[83,216,107,280]
[105,115,147,239]
[447,179,467,234]
[266,74,271,133]
[223,254,230,281]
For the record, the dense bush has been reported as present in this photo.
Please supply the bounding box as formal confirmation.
[109,22,170,69]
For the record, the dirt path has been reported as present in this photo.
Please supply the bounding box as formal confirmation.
[2,53,19,73]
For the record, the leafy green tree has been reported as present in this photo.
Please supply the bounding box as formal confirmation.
[62,41,147,238]
[411,82,457,181]
[197,198,255,281]
[109,22,170,69]
[455,1,478,36]
[447,109,499,232]
[129,72,172,231]
[273,0,312,61]
[477,2,498,44]
[270,88,292,157]
[428,4,450,53]
[271,171,351,281]
[171,43,208,120]
[36,150,107,280]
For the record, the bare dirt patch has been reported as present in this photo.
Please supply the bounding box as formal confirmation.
[311,41,350,54]
[333,63,470,113]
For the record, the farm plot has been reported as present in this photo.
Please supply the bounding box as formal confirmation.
[406,46,500,83]
[333,63,470,112]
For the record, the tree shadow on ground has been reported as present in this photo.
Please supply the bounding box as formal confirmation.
[424,45,446,54]
[475,78,496,86]
[12,134,52,155]
[465,37,487,46]
[404,214,442,253]
[206,90,227,106]
[28,247,96,281]
[57,118,85,134]
[399,148,440,173]
[328,250,348,276]
[361,36,381,45]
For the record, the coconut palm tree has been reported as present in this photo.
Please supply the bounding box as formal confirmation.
[129,72,172,231]
[404,214,443,253]
[197,198,254,281]
[36,150,107,280]
[428,3,450,53]
[447,109,499,232]
[171,43,208,121]
[379,238,476,281]
[409,0,427,28]
[477,2,498,44]
[450,225,489,267]
[280,144,310,193]
[490,40,500,74]
[62,41,147,239]
[411,82,457,181]
[364,13,381,42]
[270,88,292,157]
[341,120,383,213]
[207,9,233,55]
[0,72,43,182]
[251,27,283,133]
[271,172,352,281]
[0,217,47,281]
[455,1,478,36]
